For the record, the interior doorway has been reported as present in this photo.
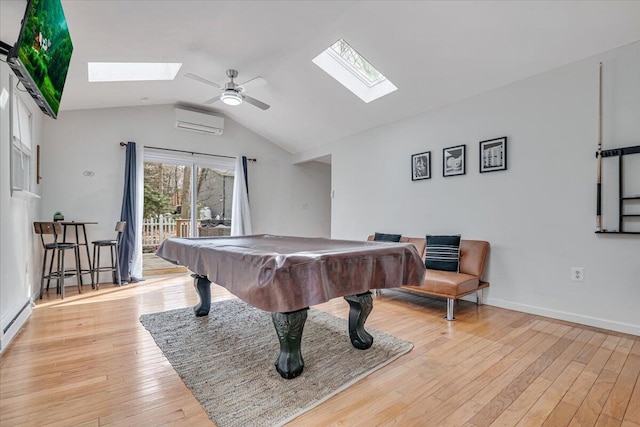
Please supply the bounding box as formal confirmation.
[142,150,235,275]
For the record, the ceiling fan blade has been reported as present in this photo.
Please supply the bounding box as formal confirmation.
[242,94,270,110]
[203,95,222,105]
[237,76,267,92]
[185,73,222,89]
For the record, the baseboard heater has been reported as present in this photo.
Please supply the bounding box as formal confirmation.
[3,301,30,335]
[1,300,32,352]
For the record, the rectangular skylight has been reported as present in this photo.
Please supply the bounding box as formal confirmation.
[313,39,396,103]
[88,62,182,82]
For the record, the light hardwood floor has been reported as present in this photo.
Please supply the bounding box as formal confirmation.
[142,252,187,276]
[1,274,638,426]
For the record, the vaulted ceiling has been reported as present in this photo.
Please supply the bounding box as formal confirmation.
[2,1,640,154]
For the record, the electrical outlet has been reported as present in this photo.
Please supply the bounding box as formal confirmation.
[571,267,584,282]
[301,202,309,210]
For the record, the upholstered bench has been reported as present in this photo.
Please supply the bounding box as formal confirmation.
[368,234,490,320]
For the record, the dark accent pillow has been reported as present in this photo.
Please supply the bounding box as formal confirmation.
[373,232,402,242]
[425,235,461,272]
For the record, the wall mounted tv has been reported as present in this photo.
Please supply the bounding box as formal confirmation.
[7,0,73,119]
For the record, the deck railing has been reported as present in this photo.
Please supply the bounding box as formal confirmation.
[142,215,198,249]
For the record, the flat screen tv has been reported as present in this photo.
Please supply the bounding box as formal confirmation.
[7,0,73,119]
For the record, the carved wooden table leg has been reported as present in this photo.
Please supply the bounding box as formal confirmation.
[191,274,211,316]
[271,308,308,379]
[344,292,373,350]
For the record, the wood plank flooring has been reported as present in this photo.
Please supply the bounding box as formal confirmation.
[1,274,638,426]
[142,252,187,276]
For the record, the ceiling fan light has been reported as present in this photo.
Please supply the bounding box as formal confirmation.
[221,90,242,106]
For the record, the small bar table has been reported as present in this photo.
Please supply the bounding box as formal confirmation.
[60,221,98,288]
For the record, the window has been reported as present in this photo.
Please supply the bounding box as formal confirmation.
[313,38,397,103]
[329,39,385,86]
[11,93,32,193]
[88,62,182,82]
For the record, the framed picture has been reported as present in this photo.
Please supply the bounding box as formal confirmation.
[411,151,431,181]
[479,137,507,173]
[443,144,466,177]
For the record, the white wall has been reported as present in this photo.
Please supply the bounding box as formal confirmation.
[290,161,331,237]
[326,42,640,335]
[0,61,45,352]
[41,104,331,253]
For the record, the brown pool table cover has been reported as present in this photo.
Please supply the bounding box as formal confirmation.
[156,234,425,312]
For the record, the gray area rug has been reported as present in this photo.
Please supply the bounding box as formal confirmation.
[140,299,413,427]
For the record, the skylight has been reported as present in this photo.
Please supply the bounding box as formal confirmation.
[329,39,384,85]
[88,62,182,82]
[313,39,396,103]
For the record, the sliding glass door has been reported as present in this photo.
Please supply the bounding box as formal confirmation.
[195,166,234,237]
[142,149,235,273]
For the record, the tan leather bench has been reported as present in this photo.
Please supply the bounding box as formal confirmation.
[368,235,490,320]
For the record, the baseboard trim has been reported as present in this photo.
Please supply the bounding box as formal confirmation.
[485,297,640,337]
[1,299,32,354]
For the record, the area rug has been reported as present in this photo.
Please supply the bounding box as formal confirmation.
[140,299,413,427]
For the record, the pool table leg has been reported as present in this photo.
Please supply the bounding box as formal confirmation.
[271,308,308,379]
[344,292,374,350]
[191,274,211,316]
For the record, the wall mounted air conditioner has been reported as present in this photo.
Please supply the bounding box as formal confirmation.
[174,107,224,135]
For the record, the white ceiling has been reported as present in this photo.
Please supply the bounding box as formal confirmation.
[2,1,640,154]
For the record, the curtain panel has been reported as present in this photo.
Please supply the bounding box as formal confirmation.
[118,141,138,282]
[231,156,252,236]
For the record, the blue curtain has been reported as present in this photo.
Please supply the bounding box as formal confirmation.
[118,142,137,283]
[242,156,249,196]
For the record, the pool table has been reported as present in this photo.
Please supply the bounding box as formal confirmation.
[157,234,424,379]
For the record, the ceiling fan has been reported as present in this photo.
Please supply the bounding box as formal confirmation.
[185,69,270,110]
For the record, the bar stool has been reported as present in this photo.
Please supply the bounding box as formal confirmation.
[34,222,82,299]
[91,221,126,289]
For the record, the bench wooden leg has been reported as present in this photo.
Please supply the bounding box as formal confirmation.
[477,288,484,306]
[445,298,455,321]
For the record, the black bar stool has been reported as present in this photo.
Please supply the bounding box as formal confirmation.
[92,221,126,289]
[34,222,82,299]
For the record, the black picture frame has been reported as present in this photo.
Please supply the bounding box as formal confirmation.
[411,151,431,181]
[443,144,466,177]
[479,137,507,173]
